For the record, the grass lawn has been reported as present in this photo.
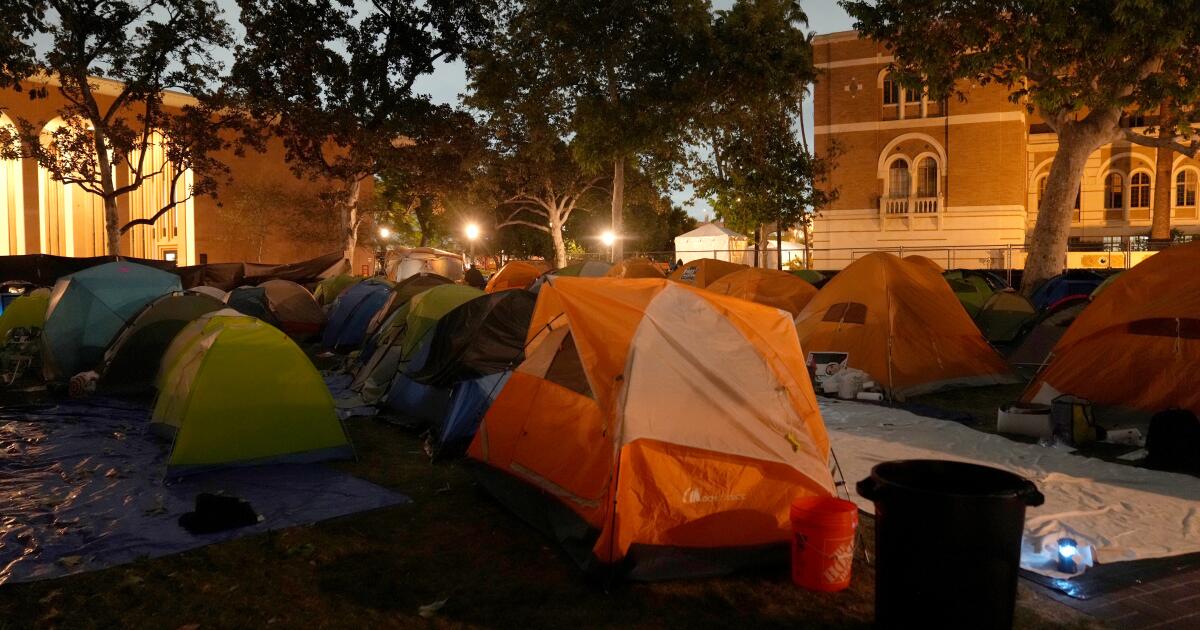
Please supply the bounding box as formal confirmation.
[0,410,1100,629]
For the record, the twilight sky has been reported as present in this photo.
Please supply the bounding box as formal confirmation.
[213,0,857,218]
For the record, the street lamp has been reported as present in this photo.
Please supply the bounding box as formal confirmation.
[464,222,480,265]
[600,230,616,262]
[376,226,392,276]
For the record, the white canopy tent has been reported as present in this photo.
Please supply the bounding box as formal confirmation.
[673,222,749,264]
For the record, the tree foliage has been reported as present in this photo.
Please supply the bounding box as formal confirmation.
[689,0,836,266]
[0,0,232,256]
[465,0,710,260]
[225,0,494,261]
[843,0,1200,292]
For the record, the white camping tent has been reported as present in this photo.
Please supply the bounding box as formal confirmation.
[745,238,805,269]
[387,247,465,282]
[673,223,749,264]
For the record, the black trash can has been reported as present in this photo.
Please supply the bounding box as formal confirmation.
[857,460,1044,630]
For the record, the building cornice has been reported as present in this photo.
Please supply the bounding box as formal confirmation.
[815,111,1026,135]
[816,54,894,70]
[812,30,861,44]
[20,72,199,110]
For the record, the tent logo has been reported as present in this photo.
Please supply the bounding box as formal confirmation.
[682,487,745,505]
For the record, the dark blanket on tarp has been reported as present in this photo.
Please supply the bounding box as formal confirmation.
[0,251,346,291]
[173,251,347,290]
[0,254,176,286]
[0,397,407,585]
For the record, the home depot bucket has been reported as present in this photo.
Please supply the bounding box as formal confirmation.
[789,496,859,592]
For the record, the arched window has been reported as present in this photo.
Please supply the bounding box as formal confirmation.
[888,159,910,198]
[917,158,938,197]
[1036,175,1081,219]
[882,73,899,106]
[1104,173,1124,219]
[0,113,25,255]
[1129,172,1151,219]
[905,85,921,104]
[1176,170,1197,219]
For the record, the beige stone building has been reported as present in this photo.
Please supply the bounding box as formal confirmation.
[811,31,1200,270]
[0,76,374,270]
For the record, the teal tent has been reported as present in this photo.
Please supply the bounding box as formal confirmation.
[42,261,181,380]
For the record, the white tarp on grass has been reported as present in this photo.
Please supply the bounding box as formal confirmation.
[822,398,1200,579]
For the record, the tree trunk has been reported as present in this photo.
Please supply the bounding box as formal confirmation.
[801,218,814,270]
[776,219,783,271]
[611,158,624,262]
[91,128,121,256]
[1151,141,1173,242]
[1021,129,1095,297]
[549,214,568,269]
[342,178,361,263]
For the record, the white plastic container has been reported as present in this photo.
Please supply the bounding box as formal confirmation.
[997,403,1053,439]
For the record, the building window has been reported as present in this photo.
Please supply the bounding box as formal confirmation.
[1104,173,1124,219]
[1176,171,1197,218]
[905,86,921,104]
[888,159,911,198]
[917,158,938,197]
[1129,172,1151,219]
[882,74,899,106]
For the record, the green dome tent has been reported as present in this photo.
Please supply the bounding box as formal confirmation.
[974,290,1037,345]
[352,284,483,403]
[943,270,997,318]
[43,262,181,380]
[0,288,50,342]
[153,313,351,473]
[99,292,226,395]
[314,274,364,306]
[789,269,826,286]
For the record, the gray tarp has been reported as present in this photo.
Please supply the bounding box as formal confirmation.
[0,397,407,585]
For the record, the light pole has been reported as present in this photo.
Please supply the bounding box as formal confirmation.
[600,230,616,263]
[464,222,480,266]
[376,226,392,276]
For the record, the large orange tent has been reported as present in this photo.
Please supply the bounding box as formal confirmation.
[668,257,745,288]
[794,253,1015,398]
[468,277,834,578]
[1025,241,1200,415]
[485,261,545,293]
[705,267,817,317]
[605,257,666,279]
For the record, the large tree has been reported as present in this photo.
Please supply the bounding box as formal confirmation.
[843,0,1200,294]
[0,0,231,256]
[226,0,493,263]
[689,0,836,268]
[466,0,710,261]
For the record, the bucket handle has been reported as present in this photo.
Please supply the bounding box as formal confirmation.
[1019,480,1045,507]
[855,477,879,501]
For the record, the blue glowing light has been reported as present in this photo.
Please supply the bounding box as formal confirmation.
[1059,544,1077,558]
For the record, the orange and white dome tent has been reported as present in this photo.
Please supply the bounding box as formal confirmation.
[484,260,546,293]
[1025,241,1200,415]
[605,257,667,279]
[794,252,1015,398]
[468,277,834,579]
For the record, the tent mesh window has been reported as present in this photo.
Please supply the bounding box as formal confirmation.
[822,302,868,325]
[544,333,593,397]
[1128,318,1200,339]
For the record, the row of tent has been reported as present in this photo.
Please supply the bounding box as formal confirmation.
[0,262,351,474]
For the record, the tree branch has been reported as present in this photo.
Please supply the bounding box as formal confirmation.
[1121,128,1200,158]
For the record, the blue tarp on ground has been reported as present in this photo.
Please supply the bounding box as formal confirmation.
[323,281,392,352]
[0,397,408,585]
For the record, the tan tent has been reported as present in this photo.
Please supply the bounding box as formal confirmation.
[668,258,745,288]
[259,279,326,338]
[794,253,1016,398]
[606,258,666,279]
[705,267,817,317]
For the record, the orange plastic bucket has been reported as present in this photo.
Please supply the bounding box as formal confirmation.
[789,495,859,592]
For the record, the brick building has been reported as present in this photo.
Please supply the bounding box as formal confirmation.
[811,30,1200,269]
[0,76,373,269]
